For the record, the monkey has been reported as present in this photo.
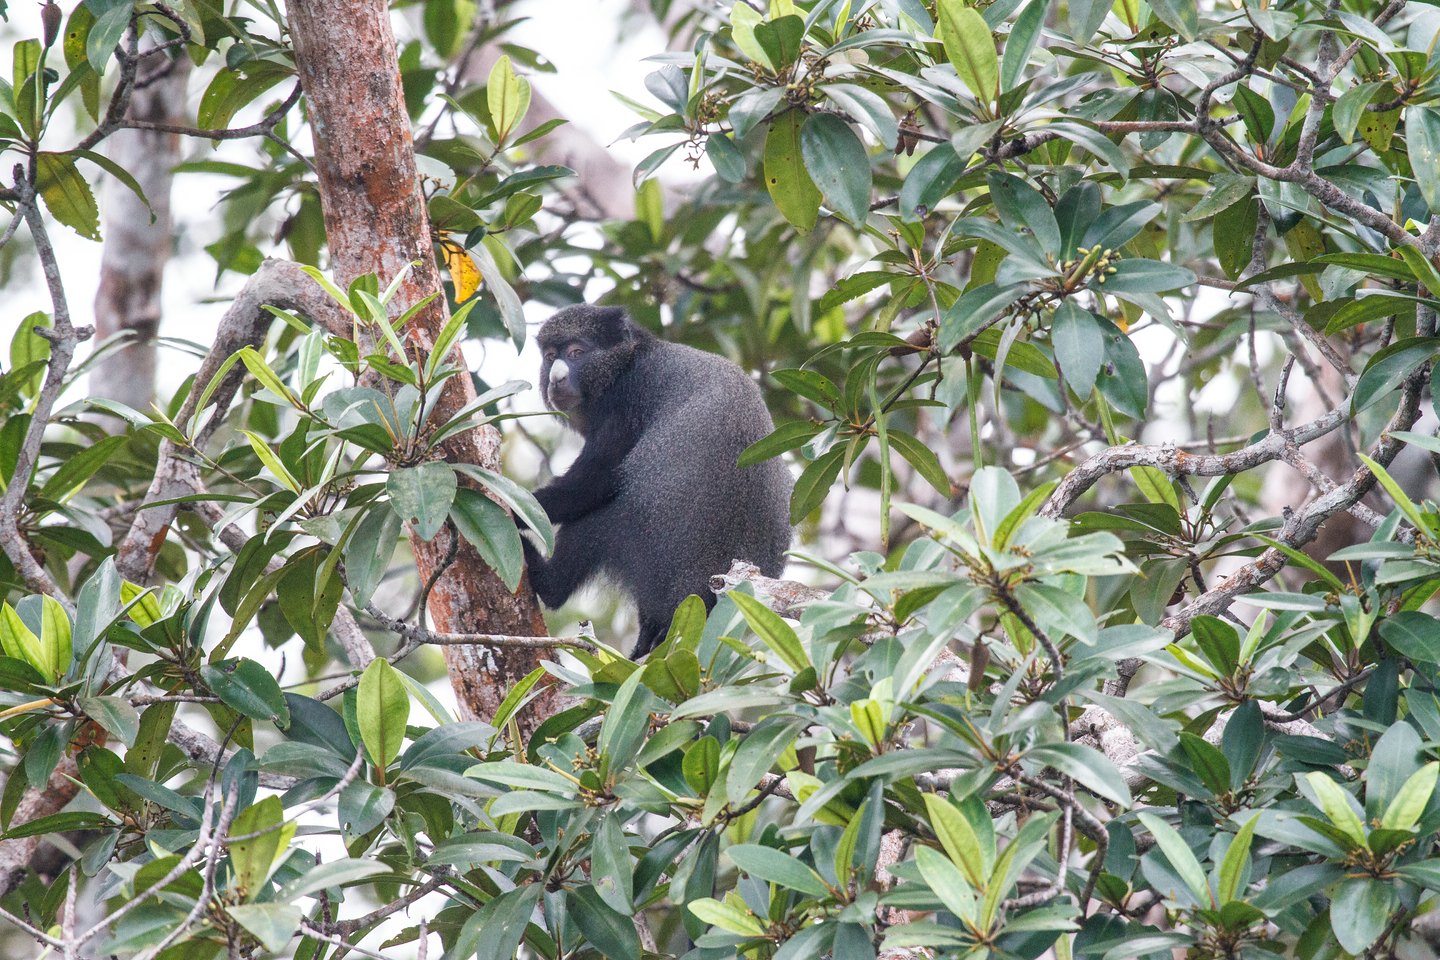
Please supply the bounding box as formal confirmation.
[520,304,793,658]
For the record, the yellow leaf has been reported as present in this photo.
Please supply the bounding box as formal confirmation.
[445,246,483,302]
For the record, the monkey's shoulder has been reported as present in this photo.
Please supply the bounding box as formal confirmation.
[628,341,765,406]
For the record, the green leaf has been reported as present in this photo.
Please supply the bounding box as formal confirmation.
[1178,733,1232,797]
[729,843,829,897]
[1351,338,1439,415]
[764,112,822,233]
[39,434,126,503]
[923,793,987,886]
[450,488,524,591]
[730,3,776,71]
[1330,878,1396,955]
[887,430,952,496]
[35,153,100,240]
[1408,106,1440,214]
[754,15,806,70]
[0,604,45,684]
[196,61,289,132]
[591,814,636,913]
[228,903,301,953]
[1381,612,1440,664]
[200,659,290,727]
[1217,815,1258,903]
[598,668,656,771]
[1102,258,1196,295]
[1136,812,1211,906]
[454,463,554,555]
[821,83,899,151]
[707,133,746,182]
[357,659,409,774]
[1358,452,1434,535]
[37,595,71,682]
[726,717,801,801]
[487,55,531,142]
[1181,174,1254,222]
[1148,0,1199,40]
[1190,615,1240,675]
[1301,771,1366,847]
[243,430,301,493]
[229,796,297,899]
[469,239,528,352]
[1380,762,1438,831]
[988,172,1061,257]
[338,780,395,835]
[1001,0,1046,93]
[78,696,139,748]
[790,447,845,523]
[1097,320,1148,418]
[739,421,820,468]
[569,885,644,959]
[466,760,579,794]
[800,113,871,225]
[1027,742,1132,806]
[1396,245,1440,294]
[1051,303,1105,396]
[688,896,768,937]
[1323,291,1418,336]
[730,591,810,673]
[1334,82,1381,144]
[343,507,401,608]
[85,3,130,74]
[387,462,458,541]
[279,858,390,901]
[914,843,978,922]
[450,885,541,960]
[73,557,121,659]
[236,346,300,408]
[937,0,998,107]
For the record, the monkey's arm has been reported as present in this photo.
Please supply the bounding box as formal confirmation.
[533,420,638,524]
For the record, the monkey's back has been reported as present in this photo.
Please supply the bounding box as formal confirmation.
[601,341,792,619]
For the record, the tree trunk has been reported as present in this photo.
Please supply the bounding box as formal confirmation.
[91,46,190,410]
[286,0,558,727]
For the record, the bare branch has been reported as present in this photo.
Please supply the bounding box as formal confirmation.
[115,259,348,583]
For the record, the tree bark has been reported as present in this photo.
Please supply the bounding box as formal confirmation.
[287,0,557,727]
[91,46,190,410]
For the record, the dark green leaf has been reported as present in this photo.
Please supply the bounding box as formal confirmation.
[79,696,139,748]
[801,113,872,225]
[739,421,821,468]
[568,885,642,960]
[1351,338,1439,414]
[450,488,525,591]
[200,659,291,728]
[1051,303,1105,395]
[387,462,458,541]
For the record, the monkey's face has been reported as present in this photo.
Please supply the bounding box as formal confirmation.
[540,340,589,414]
[536,305,640,435]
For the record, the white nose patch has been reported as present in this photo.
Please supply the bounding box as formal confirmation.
[549,358,570,384]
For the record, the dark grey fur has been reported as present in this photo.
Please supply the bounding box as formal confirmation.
[523,305,792,657]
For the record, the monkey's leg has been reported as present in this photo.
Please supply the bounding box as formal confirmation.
[631,617,667,659]
[631,590,716,660]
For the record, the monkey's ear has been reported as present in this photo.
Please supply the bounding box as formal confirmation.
[595,306,631,341]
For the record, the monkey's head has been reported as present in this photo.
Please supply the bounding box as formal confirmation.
[536,305,652,434]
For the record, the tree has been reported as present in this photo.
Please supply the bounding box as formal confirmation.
[4,0,1440,957]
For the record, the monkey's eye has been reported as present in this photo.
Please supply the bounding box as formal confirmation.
[543,350,556,362]
[566,345,585,359]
